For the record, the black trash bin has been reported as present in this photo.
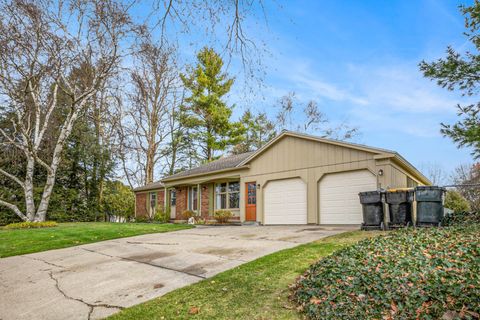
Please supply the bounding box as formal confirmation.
[385,189,414,228]
[415,186,446,227]
[359,191,384,230]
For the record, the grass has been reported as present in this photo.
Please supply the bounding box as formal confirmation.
[0,222,193,258]
[109,230,384,320]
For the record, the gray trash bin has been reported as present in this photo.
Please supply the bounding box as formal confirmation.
[415,186,446,227]
[359,191,384,230]
[385,189,414,228]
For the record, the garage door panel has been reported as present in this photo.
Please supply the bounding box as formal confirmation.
[319,170,376,224]
[264,178,307,225]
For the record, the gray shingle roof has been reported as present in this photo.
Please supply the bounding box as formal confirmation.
[133,181,164,192]
[163,151,254,181]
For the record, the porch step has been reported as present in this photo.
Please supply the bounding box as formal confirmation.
[242,221,261,226]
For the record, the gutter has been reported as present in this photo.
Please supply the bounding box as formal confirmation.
[162,165,250,183]
[374,153,431,185]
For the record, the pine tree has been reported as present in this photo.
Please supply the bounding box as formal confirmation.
[232,109,276,154]
[180,47,245,162]
[419,2,480,159]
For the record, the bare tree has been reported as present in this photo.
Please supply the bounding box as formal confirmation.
[162,90,192,176]
[274,93,359,140]
[148,0,268,78]
[0,0,131,222]
[451,163,480,211]
[302,100,328,132]
[419,162,449,186]
[120,41,179,186]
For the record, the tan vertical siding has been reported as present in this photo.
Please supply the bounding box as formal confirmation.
[243,136,379,224]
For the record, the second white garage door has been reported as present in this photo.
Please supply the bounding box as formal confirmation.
[264,178,307,224]
[319,170,377,224]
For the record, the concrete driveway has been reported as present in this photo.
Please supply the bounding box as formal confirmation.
[0,225,355,320]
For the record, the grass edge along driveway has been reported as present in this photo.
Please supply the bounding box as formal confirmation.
[0,222,193,258]
[109,230,384,320]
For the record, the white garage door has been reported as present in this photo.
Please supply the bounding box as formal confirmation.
[319,170,377,224]
[264,178,307,224]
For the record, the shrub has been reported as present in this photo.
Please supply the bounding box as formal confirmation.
[442,211,480,226]
[153,209,169,223]
[0,209,21,226]
[103,181,135,220]
[214,210,233,223]
[4,221,58,229]
[135,216,150,223]
[444,190,471,213]
[291,225,479,319]
[182,210,195,220]
[195,217,206,225]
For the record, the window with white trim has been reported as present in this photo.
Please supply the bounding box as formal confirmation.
[170,189,176,206]
[149,192,157,212]
[188,186,198,211]
[215,182,239,209]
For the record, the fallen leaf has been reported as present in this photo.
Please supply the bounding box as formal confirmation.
[188,306,199,315]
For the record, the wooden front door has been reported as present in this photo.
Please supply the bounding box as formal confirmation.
[245,182,257,221]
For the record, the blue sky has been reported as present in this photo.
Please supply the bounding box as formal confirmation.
[135,0,475,178]
[219,0,474,177]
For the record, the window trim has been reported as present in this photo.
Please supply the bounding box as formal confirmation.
[188,186,199,212]
[149,192,157,215]
[215,181,240,210]
[170,189,176,206]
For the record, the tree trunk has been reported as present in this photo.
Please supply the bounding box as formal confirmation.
[24,157,36,221]
[35,108,82,221]
[145,142,156,184]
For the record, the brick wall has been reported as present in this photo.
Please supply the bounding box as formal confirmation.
[135,192,148,218]
[200,184,210,217]
[157,189,165,211]
[175,186,188,219]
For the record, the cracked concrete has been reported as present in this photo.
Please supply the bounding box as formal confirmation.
[48,271,124,320]
[0,225,355,320]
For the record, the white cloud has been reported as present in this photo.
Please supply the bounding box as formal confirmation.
[347,63,462,114]
[259,56,470,137]
[291,69,369,106]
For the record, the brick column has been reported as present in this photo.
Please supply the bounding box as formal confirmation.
[201,184,210,217]
[175,186,188,219]
[157,189,165,211]
[135,192,147,218]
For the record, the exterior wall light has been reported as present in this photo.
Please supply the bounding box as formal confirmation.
[378,169,384,176]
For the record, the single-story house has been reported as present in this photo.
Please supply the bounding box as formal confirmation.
[134,131,430,225]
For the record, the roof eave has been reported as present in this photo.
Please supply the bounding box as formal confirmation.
[392,153,432,185]
[133,185,165,193]
[162,165,250,183]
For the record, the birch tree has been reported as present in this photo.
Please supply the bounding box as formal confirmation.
[120,41,180,186]
[0,0,131,222]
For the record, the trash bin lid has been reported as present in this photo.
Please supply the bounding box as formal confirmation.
[358,190,382,195]
[387,188,414,192]
[415,186,446,191]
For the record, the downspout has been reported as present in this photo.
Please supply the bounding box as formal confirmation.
[197,183,201,215]
[164,187,167,210]
[134,192,137,219]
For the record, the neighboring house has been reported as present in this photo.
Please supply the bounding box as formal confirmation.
[134,131,430,225]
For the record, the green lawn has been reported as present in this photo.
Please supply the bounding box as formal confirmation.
[109,230,384,320]
[0,222,193,258]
